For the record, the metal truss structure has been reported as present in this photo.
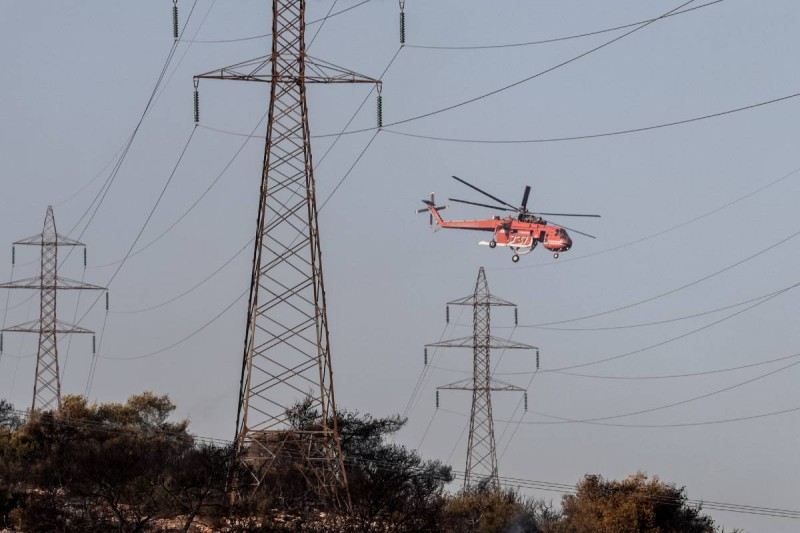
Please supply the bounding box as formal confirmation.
[427,267,536,491]
[0,206,105,411]
[195,0,380,508]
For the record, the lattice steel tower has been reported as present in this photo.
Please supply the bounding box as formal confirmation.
[427,267,536,490]
[195,0,379,506]
[0,206,105,411]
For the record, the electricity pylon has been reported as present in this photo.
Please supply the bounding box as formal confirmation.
[0,206,105,411]
[427,267,536,491]
[194,0,380,507]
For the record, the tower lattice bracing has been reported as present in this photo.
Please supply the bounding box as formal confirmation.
[427,267,536,490]
[0,206,105,411]
[195,0,379,506]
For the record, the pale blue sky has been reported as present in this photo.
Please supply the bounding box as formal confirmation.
[2,1,800,530]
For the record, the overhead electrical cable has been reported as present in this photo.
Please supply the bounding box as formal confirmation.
[111,237,253,315]
[89,114,267,269]
[436,350,800,381]
[85,309,110,397]
[203,90,800,147]
[54,143,128,207]
[416,409,438,449]
[311,0,699,137]
[470,284,790,331]
[543,359,800,424]
[384,91,800,144]
[308,0,340,49]
[52,1,206,213]
[181,0,373,44]
[523,227,800,328]
[545,351,800,381]
[402,306,465,419]
[406,1,722,50]
[66,0,200,244]
[150,0,218,109]
[100,287,248,361]
[525,405,800,429]
[545,281,799,372]
[0,264,15,366]
[76,126,199,327]
[500,165,800,271]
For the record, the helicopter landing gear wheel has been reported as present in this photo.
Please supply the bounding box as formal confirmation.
[489,240,497,248]
[553,252,559,259]
[512,254,520,263]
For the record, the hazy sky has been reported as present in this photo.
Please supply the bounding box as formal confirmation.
[2,1,800,530]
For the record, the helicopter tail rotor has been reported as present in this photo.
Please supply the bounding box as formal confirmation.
[417,193,447,227]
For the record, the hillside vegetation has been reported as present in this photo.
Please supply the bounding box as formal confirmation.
[0,394,735,532]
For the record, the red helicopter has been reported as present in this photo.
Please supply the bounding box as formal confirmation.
[418,176,600,262]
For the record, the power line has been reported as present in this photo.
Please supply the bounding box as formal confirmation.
[199,90,800,146]
[66,0,200,244]
[526,405,800,430]
[405,1,722,50]
[89,114,267,270]
[110,237,253,315]
[383,91,800,144]
[524,229,800,329]
[76,126,199,326]
[180,0,374,44]
[498,350,800,381]
[548,359,800,424]
[313,0,699,137]
[99,287,248,362]
[496,165,800,271]
[308,0,341,49]
[545,281,799,372]
[487,284,788,332]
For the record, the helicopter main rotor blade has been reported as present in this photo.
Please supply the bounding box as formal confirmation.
[521,186,531,210]
[554,223,596,239]
[449,198,517,212]
[451,175,518,210]
[533,212,601,218]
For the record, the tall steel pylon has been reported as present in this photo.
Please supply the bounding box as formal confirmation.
[0,206,105,411]
[195,0,380,506]
[426,267,536,491]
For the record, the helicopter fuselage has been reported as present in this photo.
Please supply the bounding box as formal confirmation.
[426,208,572,253]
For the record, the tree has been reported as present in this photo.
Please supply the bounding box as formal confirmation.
[234,398,454,531]
[1,393,228,532]
[0,400,22,431]
[441,486,558,533]
[554,472,717,533]
[336,409,453,531]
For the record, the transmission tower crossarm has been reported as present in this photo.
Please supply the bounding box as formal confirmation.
[0,276,106,291]
[194,55,380,85]
[2,318,94,335]
[13,233,85,247]
[447,293,516,307]
[438,377,526,392]
[426,335,537,350]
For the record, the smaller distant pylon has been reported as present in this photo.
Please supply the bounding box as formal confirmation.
[0,206,106,411]
[426,267,536,490]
